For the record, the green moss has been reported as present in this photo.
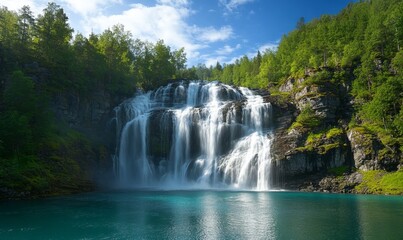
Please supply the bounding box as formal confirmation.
[306,132,324,145]
[295,145,314,152]
[295,126,346,155]
[362,123,398,148]
[288,122,304,132]
[350,127,375,155]
[320,143,341,154]
[289,105,322,132]
[326,128,343,139]
[355,170,403,195]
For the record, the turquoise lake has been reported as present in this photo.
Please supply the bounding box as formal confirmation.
[1,190,402,239]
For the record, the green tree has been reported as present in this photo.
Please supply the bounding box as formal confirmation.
[297,17,305,30]
[16,5,35,63]
[172,47,187,78]
[1,71,37,156]
[150,39,175,87]
[35,2,74,87]
[258,50,281,86]
[0,7,18,73]
[72,33,106,92]
[211,62,223,80]
[362,77,402,130]
[4,71,36,115]
[97,24,135,93]
[221,64,234,84]
[392,49,403,74]
[0,111,33,156]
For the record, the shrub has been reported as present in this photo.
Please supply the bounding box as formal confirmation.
[295,105,322,129]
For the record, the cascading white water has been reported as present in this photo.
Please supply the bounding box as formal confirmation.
[114,81,273,190]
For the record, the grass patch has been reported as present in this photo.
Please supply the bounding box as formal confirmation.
[355,170,403,195]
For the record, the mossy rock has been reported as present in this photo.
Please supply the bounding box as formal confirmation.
[326,127,343,139]
[319,143,342,154]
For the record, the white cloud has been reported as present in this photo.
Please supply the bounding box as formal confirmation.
[157,0,189,7]
[205,56,227,68]
[88,4,193,50]
[220,0,254,12]
[60,0,122,16]
[0,0,46,15]
[197,26,233,42]
[258,42,279,52]
[84,2,232,63]
[216,44,241,55]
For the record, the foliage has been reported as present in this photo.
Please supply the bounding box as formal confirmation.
[0,71,51,157]
[326,128,344,139]
[0,3,192,197]
[355,170,403,195]
[298,127,345,154]
[290,105,322,130]
[193,0,403,160]
[303,70,333,86]
[196,0,402,147]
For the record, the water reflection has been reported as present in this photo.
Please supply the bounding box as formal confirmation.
[357,195,403,239]
[1,191,402,239]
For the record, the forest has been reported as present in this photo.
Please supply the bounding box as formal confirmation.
[202,0,402,156]
[0,2,194,196]
[0,0,402,196]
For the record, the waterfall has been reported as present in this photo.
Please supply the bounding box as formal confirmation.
[114,81,273,190]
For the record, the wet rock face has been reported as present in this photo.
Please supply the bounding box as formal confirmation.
[279,78,305,93]
[270,146,350,187]
[147,110,175,161]
[347,128,378,170]
[53,90,116,130]
[295,85,340,121]
[269,69,400,192]
[279,74,352,125]
[269,72,355,189]
[347,128,400,171]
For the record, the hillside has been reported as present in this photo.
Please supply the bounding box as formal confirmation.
[202,0,402,194]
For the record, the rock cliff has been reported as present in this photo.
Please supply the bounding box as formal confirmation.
[268,69,401,193]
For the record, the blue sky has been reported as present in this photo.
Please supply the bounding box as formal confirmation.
[2,0,355,66]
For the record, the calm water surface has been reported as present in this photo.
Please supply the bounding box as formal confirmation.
[0,190,402,239]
